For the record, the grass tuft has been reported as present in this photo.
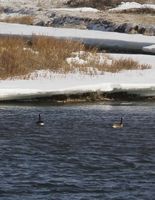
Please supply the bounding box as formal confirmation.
[68,52,150,74]
[0,36,85,79]
[0,36,150,79]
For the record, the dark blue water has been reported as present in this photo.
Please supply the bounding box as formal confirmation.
[0,103,155,200]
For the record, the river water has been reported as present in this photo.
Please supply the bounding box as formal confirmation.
[0,103,155,200]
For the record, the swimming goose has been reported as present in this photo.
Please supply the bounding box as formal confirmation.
[36,114,44,126]
[112,117,123,128]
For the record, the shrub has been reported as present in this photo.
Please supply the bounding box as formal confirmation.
[0,36,150,79]
[0,36,85,79]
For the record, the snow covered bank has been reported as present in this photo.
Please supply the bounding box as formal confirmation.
[0,54,155,102]
[0,76,155,102]
[0,22,155,54]
[0,22,155,102]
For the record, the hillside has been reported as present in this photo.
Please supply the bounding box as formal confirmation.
[0,0,155,35]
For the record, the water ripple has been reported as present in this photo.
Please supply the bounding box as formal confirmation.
[0,104,155,200]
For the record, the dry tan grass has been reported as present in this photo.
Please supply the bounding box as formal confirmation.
[92,58,149,74]
[107,58,150,72]
[0,36,85,79]
[0,6,4,14]
[0,16,34,25]
[0,37,36,78]
[0,36,150,79]
[69,51,150,75]
[136,0,155,3]
[105,11,155,25]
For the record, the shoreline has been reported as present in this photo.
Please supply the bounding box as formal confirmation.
[0,91,154,105]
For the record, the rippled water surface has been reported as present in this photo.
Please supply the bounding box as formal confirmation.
[0,103,155,200]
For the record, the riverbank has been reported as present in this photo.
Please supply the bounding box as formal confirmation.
[0,90,155,105]
[0,51,154,103]
[0,56,154,103]
[0,2,155,103]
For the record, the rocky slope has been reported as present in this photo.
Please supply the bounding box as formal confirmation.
[33,10,155,36]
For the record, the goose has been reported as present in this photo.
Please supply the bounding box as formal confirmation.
[36,114,44,126]
[112,117,123,128]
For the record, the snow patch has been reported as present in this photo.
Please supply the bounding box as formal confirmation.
[51,7,99,12]
[110,2,155,12]
[143,45,155,54]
